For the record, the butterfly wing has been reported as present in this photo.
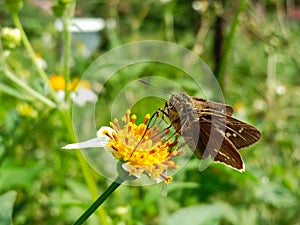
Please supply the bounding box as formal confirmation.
[187,116,245,171]
[167,94,261,171]
[191,96,261,149]
[191,96,234,116]
[183,107,260,171]
[199,110,262,149]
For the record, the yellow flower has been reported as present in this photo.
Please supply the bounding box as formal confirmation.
[49,74,65,91]
[49,74,93,91]
[16,103,38,118]
[234,102,245,112]
[63,110,180,184]
[49,75,97,106]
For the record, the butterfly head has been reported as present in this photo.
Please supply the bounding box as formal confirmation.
[165,93,194,132]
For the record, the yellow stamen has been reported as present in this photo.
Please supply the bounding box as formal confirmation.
[113,118,120,131]
[121,116,126,126]
[126,109,131,123]
[131,114,137,124]
[162,175,172,184]
[103,130,114,140]
[104,110,180,183]
[143,114,150,124]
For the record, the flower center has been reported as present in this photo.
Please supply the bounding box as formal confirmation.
[102,110,180,183]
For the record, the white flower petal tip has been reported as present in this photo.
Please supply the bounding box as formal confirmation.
[62,138,106,150]
[62,143,81,150]
[97,126,114,138]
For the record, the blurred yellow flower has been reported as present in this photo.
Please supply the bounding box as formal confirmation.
[234,102,246,119]
[234,102,244,111]
[68,78,92,91]
[49,74,66,91]
[49,75,97,106]
[16,103,38,118]
[49,74,92,91]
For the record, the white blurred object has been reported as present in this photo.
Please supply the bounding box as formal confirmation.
[70,87,97,106]
[55,18,105,56]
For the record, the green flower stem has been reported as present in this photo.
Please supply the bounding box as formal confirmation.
[63,17,71,102]
[73,176,125,225]
[7,3,110,225]
[1,66,56,107]
[58,2,109,224]
[0,82,32,100]
[60,109,109,225]
[0,33,56,107]
[217,0,247,88]
[62,1,76,102]
[12,12,58,103]
[74,151,109,225]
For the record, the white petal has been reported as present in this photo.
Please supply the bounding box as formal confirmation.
[62,137,107,150]
[154,177,165,183]
[62,126,115,150]
[56,90,66,102]
[97,126,114,138]
[160,183,168,197]
[71,88,97,106]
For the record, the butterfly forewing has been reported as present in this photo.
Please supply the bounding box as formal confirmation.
[198,110,262,149]
[191,96,234,116]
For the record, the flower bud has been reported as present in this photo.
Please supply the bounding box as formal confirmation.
[1,27,21,50]
[5,0,23,14]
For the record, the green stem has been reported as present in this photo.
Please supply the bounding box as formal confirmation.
[58,2,109,224]
[164,3,175,42]
[12,13,58,102]
[0,82,32,100]
[62,2,76,102]
[0,23,56,107]
[73,176,124,225]
[60,109,109,225]
[1,67,56,107]
[74,151,109,225]
[63,17,71,102]
[217,0,247,88]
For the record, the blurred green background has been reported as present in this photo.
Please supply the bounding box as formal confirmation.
[1,0,300,225]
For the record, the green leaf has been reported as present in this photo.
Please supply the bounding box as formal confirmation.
[165,202,238,225]
[135,181,199,213]
[167,181,200,193]
[0,160,41,192]
[255,181,297,207]
[0,191,17,225]
[4,110,19,135]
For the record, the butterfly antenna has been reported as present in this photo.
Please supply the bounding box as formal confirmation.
[138,79,172,95]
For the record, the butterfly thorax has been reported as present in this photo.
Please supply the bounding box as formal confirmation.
[167,93,198,133]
